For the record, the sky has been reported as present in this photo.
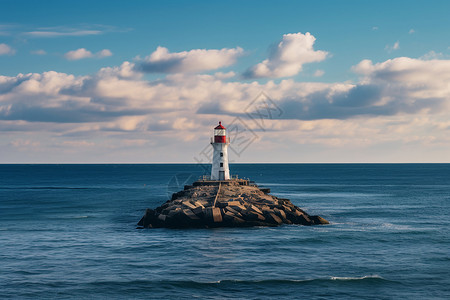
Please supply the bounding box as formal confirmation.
[1,0,450,163]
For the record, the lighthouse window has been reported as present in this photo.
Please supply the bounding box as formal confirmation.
[220,152,223,157]
[220,163,223,167]
[215,129,226,136]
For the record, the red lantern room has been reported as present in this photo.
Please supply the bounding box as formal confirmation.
[214,121,226,143]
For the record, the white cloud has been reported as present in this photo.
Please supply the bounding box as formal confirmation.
[313,69,325,77]
[385,41,400,52]
[136,46,244,73]
[352,57,450,110]
[97,61,141,79]
[244,32,328,78]
[419,50,445,60]
[353,57,450,85]
[25,30,102,38]
[0,43,15,55]
[97,49,112,58]
[65,48,93,60]
[64,48,113,60]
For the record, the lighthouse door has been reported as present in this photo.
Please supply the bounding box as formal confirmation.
[219,171,225,180]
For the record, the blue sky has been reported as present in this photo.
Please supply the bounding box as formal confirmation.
[1,0,450,162]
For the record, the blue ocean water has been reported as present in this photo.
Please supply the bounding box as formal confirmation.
[0,164,449,299]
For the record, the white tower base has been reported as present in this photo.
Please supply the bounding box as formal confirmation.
[211,142,230,180]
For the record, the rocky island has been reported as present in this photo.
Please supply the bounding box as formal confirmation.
[137,178,328,228]
[138,122,328,229]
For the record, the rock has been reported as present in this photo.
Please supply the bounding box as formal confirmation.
[205,207,214,221]
[224,206,240,216]
[274,208,286,219]
[260,188,270,194]
[192,206,203,215]
[212,207,223,223]
[138,178,329,229]
[309,215,330,225]
[249,204,263,215]
[137,208,154,227]
[296,214,312,225]
[231,216,245,225]
[183,201,196,210]
[229,204,246,212]
[268,212,283,225]
[216,201,228,208]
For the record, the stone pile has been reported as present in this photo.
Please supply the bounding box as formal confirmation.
[138,179,329,229]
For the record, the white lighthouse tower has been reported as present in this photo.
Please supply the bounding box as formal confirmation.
[210,121,230,180]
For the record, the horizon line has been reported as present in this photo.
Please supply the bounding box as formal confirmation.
[1,162,449,165]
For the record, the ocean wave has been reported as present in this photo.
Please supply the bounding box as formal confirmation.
[0,186,91,190]
[330,275,383,281]
[71,215,90,219]
[45,215,93,220]
[276,192,391,198]
[1,276,400,300]
[82,275,393,288]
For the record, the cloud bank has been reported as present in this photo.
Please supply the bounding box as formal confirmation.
[1,56,449,126]
[2,33,450,162]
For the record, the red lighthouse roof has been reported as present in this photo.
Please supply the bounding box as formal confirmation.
[214,121,226,129]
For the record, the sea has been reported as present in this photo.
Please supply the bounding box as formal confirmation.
[0,164,449,299]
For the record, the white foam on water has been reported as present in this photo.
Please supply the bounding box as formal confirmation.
[330,275,383,281]
[72,215,89,219]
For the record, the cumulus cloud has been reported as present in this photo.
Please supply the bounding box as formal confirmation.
[136,46,244,73]
[0,43,15,55]
[64,48,113,60]
[97,61,141,79]
[0,71,151,124]
[349,57,450,112]
[1,55,450,129]
[202,57,450,121]
[353,57,450,86]
[65,48,93,60]
[244,32,328,78]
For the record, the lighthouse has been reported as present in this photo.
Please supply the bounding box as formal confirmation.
[210,121,230,180]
